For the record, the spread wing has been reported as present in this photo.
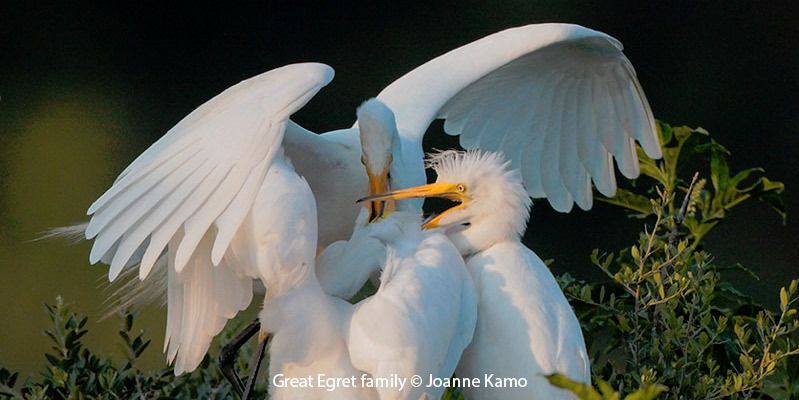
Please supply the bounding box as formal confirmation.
[83,63,334,282]
[377,23,660,212]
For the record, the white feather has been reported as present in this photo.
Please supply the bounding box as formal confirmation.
[378,23,660,212]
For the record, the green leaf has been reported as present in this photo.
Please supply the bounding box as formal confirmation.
[709,145,730,194]
[623,384,668,400]
[780,287,789,311]
[631,246,641,262]
[545,374,603,400]
[597,189,654,217]
[597,380,620,400]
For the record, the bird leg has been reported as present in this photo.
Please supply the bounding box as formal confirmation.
[242,329,271,400]
[218,319,261,397]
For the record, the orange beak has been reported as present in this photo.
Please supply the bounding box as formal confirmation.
[357,182,468,229]
[365,168,395,222]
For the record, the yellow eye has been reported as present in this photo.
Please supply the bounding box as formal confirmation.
[456,184,466,192]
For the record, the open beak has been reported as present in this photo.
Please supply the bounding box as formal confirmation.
[357,182,468,229]
[365,168,395,222]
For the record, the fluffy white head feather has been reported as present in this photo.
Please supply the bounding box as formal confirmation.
[427,150,532,254]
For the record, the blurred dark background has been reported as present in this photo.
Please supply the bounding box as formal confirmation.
[1,1,797,374]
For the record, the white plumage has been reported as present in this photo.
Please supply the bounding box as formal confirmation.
[377,23,659,212]
[51,22,663,397]
[362,150,591,399]
[76,22,657,298]
[346,212,476,400]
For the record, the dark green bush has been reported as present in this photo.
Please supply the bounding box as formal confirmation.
[549,123,798,399]
[0,297,263,399]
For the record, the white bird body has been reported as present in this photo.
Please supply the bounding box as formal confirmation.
[283,123,365,250]
[457,242,589,400]
[237,155,375,400]
[252,206,476,400]
[347,212,477,400]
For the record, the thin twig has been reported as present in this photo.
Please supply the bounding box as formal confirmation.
[668,172,700,247]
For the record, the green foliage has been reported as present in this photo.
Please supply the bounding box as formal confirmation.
[0,297,261,399]
[559,122,798,399]
[598,122,786,248]
[546,373,667,400]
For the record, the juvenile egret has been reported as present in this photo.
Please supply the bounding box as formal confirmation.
[360,150,591,399]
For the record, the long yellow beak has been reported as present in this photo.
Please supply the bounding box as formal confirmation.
[357,182,468,229]
[365,169,395,222]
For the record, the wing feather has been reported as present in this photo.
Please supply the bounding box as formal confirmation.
[540,78,574,212]
[517,70,559,197]
[85,144,201,240]
[497,93,537,172]
[87,134,203,215]
[576,75,616,197]
[559,79,591,210]
[106,159,214,280]
[620,62,661,157]
[93,153,205,268]
[166,230,253,375]
[378,23,660,211]
[84,63,334,282]
[138,164,229,279]
[605,67,640,178]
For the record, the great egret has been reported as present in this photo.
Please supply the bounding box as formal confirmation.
[360,150,591,399]
[55,22,660,397]
[73,83,475,400]
[216,100,477,399]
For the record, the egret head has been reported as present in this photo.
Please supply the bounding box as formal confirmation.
[356,98,400,221]
[359,150,531,254]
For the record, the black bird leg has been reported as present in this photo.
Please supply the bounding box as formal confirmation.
[218,319,261,397]
[242,330,271,400]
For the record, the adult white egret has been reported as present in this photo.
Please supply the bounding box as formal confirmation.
[360,150,592,399]
[319,100,478,400]
[217,99,476,400]
[74,81,475,400]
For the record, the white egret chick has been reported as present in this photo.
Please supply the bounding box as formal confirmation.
[361,150,590,400]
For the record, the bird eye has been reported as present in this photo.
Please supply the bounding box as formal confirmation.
[456,184,466,192]
[360,156,366,166]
